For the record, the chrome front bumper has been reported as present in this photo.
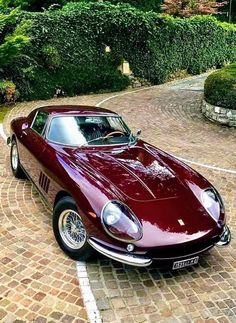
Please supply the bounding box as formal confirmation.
[215,225,231,247]
[88,238,152,267]
[89,225,231,267]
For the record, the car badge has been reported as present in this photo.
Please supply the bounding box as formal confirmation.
[178,219,185,226]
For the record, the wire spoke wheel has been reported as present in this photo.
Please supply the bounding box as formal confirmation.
[58,209,87,250]
[11,144,19,171]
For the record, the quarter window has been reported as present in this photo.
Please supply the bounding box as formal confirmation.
[32,111,48,135]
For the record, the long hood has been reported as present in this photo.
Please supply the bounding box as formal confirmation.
[64,143,221,248]
[72,145,187,201]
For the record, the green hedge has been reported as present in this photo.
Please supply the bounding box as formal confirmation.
[204,63,236,110]
[2,2,236,101]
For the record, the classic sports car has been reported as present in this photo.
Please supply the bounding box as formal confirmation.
[8,105,231,268]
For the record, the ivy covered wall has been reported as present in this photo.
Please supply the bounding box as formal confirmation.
[1,2,236,101]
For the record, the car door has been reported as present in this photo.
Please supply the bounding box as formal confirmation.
[19,110,49,194]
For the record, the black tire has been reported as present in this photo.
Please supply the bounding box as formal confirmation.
[10,139,25,179]
[53,196,93,261]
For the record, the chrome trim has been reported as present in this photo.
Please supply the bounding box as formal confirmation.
[201,188,219,223]
[30,109,39,128]
[11,143,19,170]
[201,187,225,223]
[30,110,49,137]
[88,238,152,267]
[216,225,231,247]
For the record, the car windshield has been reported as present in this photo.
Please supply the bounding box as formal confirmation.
[47,115,134,146]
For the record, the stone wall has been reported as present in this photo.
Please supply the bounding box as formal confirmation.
[202,99,236,127]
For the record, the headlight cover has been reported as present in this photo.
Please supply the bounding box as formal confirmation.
[101,201,143,242]
[201,188,225,222]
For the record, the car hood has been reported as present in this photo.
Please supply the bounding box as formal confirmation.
[64,143,220,248]
[72,145,186,201]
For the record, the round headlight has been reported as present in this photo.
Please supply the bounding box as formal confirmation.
[202,190,216,208]
[201,188,224,221]
[104,203,122,225]
[101,201,143,242]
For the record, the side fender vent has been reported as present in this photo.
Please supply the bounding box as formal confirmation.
[39,171,50,193]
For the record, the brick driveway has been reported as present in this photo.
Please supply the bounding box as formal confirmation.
[1,75,236,322]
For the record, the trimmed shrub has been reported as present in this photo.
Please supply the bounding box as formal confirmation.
[1,2,236,101]
[204,63,236,110]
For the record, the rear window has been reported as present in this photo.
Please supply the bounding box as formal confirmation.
[31,111,48,135]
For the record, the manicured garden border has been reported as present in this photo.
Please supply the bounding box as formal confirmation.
[202,99,236,127]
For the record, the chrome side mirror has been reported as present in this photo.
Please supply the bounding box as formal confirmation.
[22,122,29,130]
[136,129,142,137]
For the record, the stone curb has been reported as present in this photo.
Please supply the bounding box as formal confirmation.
[202,99,236,127]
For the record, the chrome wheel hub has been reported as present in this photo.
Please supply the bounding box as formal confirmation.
[58,209,86,249]
[11,145,18,171]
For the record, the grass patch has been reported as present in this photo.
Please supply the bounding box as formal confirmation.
[0,105,12,123]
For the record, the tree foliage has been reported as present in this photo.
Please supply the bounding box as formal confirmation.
[0,1,236,101]
[106,0,163,12]
[0,0,164,12]
[0,0,62,11]
[162,0,227,17]
[0,9,30,68]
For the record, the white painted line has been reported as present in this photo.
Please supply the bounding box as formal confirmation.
[0,124,7,142]
[0,75,235,322]
[174,156,236,175]
[76,261,102,323]
[0,125,101,322]
[96,86,151,107]
[96,88,236,176]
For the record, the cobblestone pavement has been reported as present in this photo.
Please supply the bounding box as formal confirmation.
[1,74,236,323]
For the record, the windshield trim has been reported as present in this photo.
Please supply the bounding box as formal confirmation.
[45,114,133,147]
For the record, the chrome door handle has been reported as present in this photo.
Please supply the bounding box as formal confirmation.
[20,131,27,138]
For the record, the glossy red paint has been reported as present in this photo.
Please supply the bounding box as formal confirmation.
[10,105,229,266]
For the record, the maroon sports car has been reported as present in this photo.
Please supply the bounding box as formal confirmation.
[8,105,231,268]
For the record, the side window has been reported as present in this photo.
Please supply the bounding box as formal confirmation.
[31,111,48,135]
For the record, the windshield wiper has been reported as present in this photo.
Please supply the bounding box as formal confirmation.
[80,136,107,147]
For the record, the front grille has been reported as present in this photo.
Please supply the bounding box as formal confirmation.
[147,236,220,260]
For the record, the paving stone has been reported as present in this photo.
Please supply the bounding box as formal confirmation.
[97,298,111,311]
[1,74,236,323]
[111,298,126,309]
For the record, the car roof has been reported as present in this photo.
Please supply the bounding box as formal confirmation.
[39,105,118,117]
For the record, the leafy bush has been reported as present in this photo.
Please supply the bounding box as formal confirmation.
[0,9,30,67]
[204,63,236,110]
[0,0,63,11]
[61,3,236,82]
[0,80,17,103]
[107,0,163,12]
[1,2,236,101]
